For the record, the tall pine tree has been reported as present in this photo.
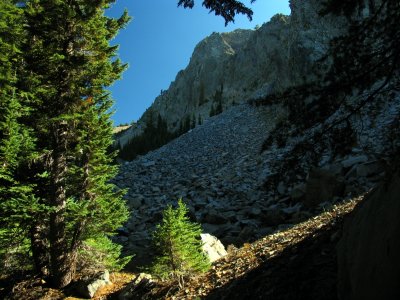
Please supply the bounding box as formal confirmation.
[8,0,132,287]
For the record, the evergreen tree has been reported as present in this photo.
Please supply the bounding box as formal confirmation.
[118,113,177,161]
[149,199,210,288]
[198,81,206,106]
[3,0,132,287]
[209,104,216,117]
[184,114,191,132]
[191,113,196,129]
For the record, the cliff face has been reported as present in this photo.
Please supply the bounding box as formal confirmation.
[117,0,346,146]
[338,173,400,300]
[150,29,254,130]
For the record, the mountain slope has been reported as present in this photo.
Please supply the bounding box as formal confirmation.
[113,103,284,266]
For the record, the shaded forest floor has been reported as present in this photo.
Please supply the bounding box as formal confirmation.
[0,196,362,300]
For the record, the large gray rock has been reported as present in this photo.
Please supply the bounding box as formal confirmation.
[290,183,306,200]
[304,169,345,208]
[260,208,286,227]
[341,155,369,168]
[76,270,111,299]
[203,209,229,225]
[354,160,385,178]
[201,233,228,262]
[337,174,400,300]
[118,273,153,300]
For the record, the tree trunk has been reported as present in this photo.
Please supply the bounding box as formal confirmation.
[70,149,91,253]
[49,121,75,288]
[30,223,49,277]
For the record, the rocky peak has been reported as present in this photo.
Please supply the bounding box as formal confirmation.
[116,0,349,149]
[191,29,252,61]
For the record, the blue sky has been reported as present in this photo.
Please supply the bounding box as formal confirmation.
[107,0,290,125]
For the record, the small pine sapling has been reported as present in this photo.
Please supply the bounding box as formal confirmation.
[149,199,210,288]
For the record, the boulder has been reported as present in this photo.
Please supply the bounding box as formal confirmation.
[201,223,233,237]
[326,163,344,176]
[141,160,155,167]
[340,155,368,168]
[201,233,228,262]
[277,181,287,195]
[76,270,111,299]
[290,183,306,201]
[304,168,345,208]
[238,226,255,242]
[246,206,262,218]
[281,202,302,215]
[337,173,400,300]
[128,196,143,209]
[355,160,385,178]
[260,208,286,227]
[118,273,154,300]
[203,209,229,225]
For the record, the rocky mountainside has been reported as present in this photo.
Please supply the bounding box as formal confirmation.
[112,0,400,276]
[112,85,399,269]
[108,0,400,298]
[117,0,346,148]
[113,104,277,266]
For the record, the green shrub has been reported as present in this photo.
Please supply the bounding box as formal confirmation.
[149,199,210,288]
[0,230,32,275]
[78,235,132,272]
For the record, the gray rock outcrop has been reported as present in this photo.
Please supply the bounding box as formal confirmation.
[337,173,400,300]
[201,233,228,262]
[76,270,111,299]
[304,169,345,208]
[118,273,154,300]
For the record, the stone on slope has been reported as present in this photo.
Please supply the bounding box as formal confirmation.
[260,208,286,227]
[76,270,111,299]
[345,160,385,179]
[340,155,368,168]
[201,233,228,262]
[203,209,229,225]
[118,273,154,300]
[304,169,345,208]
[290,183,306,201]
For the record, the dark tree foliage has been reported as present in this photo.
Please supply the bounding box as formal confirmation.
[118,109,204,161]
[254,0,400,191]
[118,113,177,161]
[0,0,36,274]
[209,84,224,116]
[178,0,255,25]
